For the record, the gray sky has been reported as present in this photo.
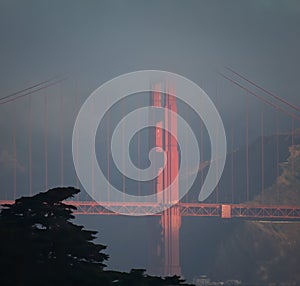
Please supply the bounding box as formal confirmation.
[1,0,300,280]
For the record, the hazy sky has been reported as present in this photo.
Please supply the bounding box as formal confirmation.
[1,0,300,280]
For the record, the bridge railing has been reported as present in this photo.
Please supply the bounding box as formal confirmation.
[2,200,300,220]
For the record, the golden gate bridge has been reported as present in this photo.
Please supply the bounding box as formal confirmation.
[1,68,300,277]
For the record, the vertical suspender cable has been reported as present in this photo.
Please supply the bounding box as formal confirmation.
[28,95,32,196]
[215,114,219,203]
[231,121,235,203]
[245,94,249,201]
[75,79,80,193]
[44,92,48,191]
[215,80,219,203]
[184,99,189,203]
[199,80,204,195]
[91,98,95,199]
[137,96,141,200]
[122,99,125,200]
[150,90,155,201]
[200,111,204,189]
[261,106,265,202]
[106,96,110,201]
[291,118,295,175]
[60,84,64,186]
[13,102,17,199]
[199,81,204,189]
[276,111,279,199]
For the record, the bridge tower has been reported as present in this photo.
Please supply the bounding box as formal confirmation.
[152,82,182,277]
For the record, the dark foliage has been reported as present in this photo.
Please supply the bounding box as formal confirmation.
[0,187,193,286]
[0,187,109,286]
[105,269,193,286]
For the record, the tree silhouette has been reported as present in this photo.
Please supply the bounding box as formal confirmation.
[0,187,194,286]
[0,187,109,286]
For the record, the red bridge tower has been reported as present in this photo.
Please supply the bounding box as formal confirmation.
[152,83,181,277]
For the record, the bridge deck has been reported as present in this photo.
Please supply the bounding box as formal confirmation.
[1,200,300,220]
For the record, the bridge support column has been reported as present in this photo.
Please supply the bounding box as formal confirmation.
[161,206,182,276]
[153,83,182,277]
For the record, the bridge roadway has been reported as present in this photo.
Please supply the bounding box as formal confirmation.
[1,201,300,220]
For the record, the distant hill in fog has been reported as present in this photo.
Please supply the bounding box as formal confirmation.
[211,144,300,284]
[186,130,300,204]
